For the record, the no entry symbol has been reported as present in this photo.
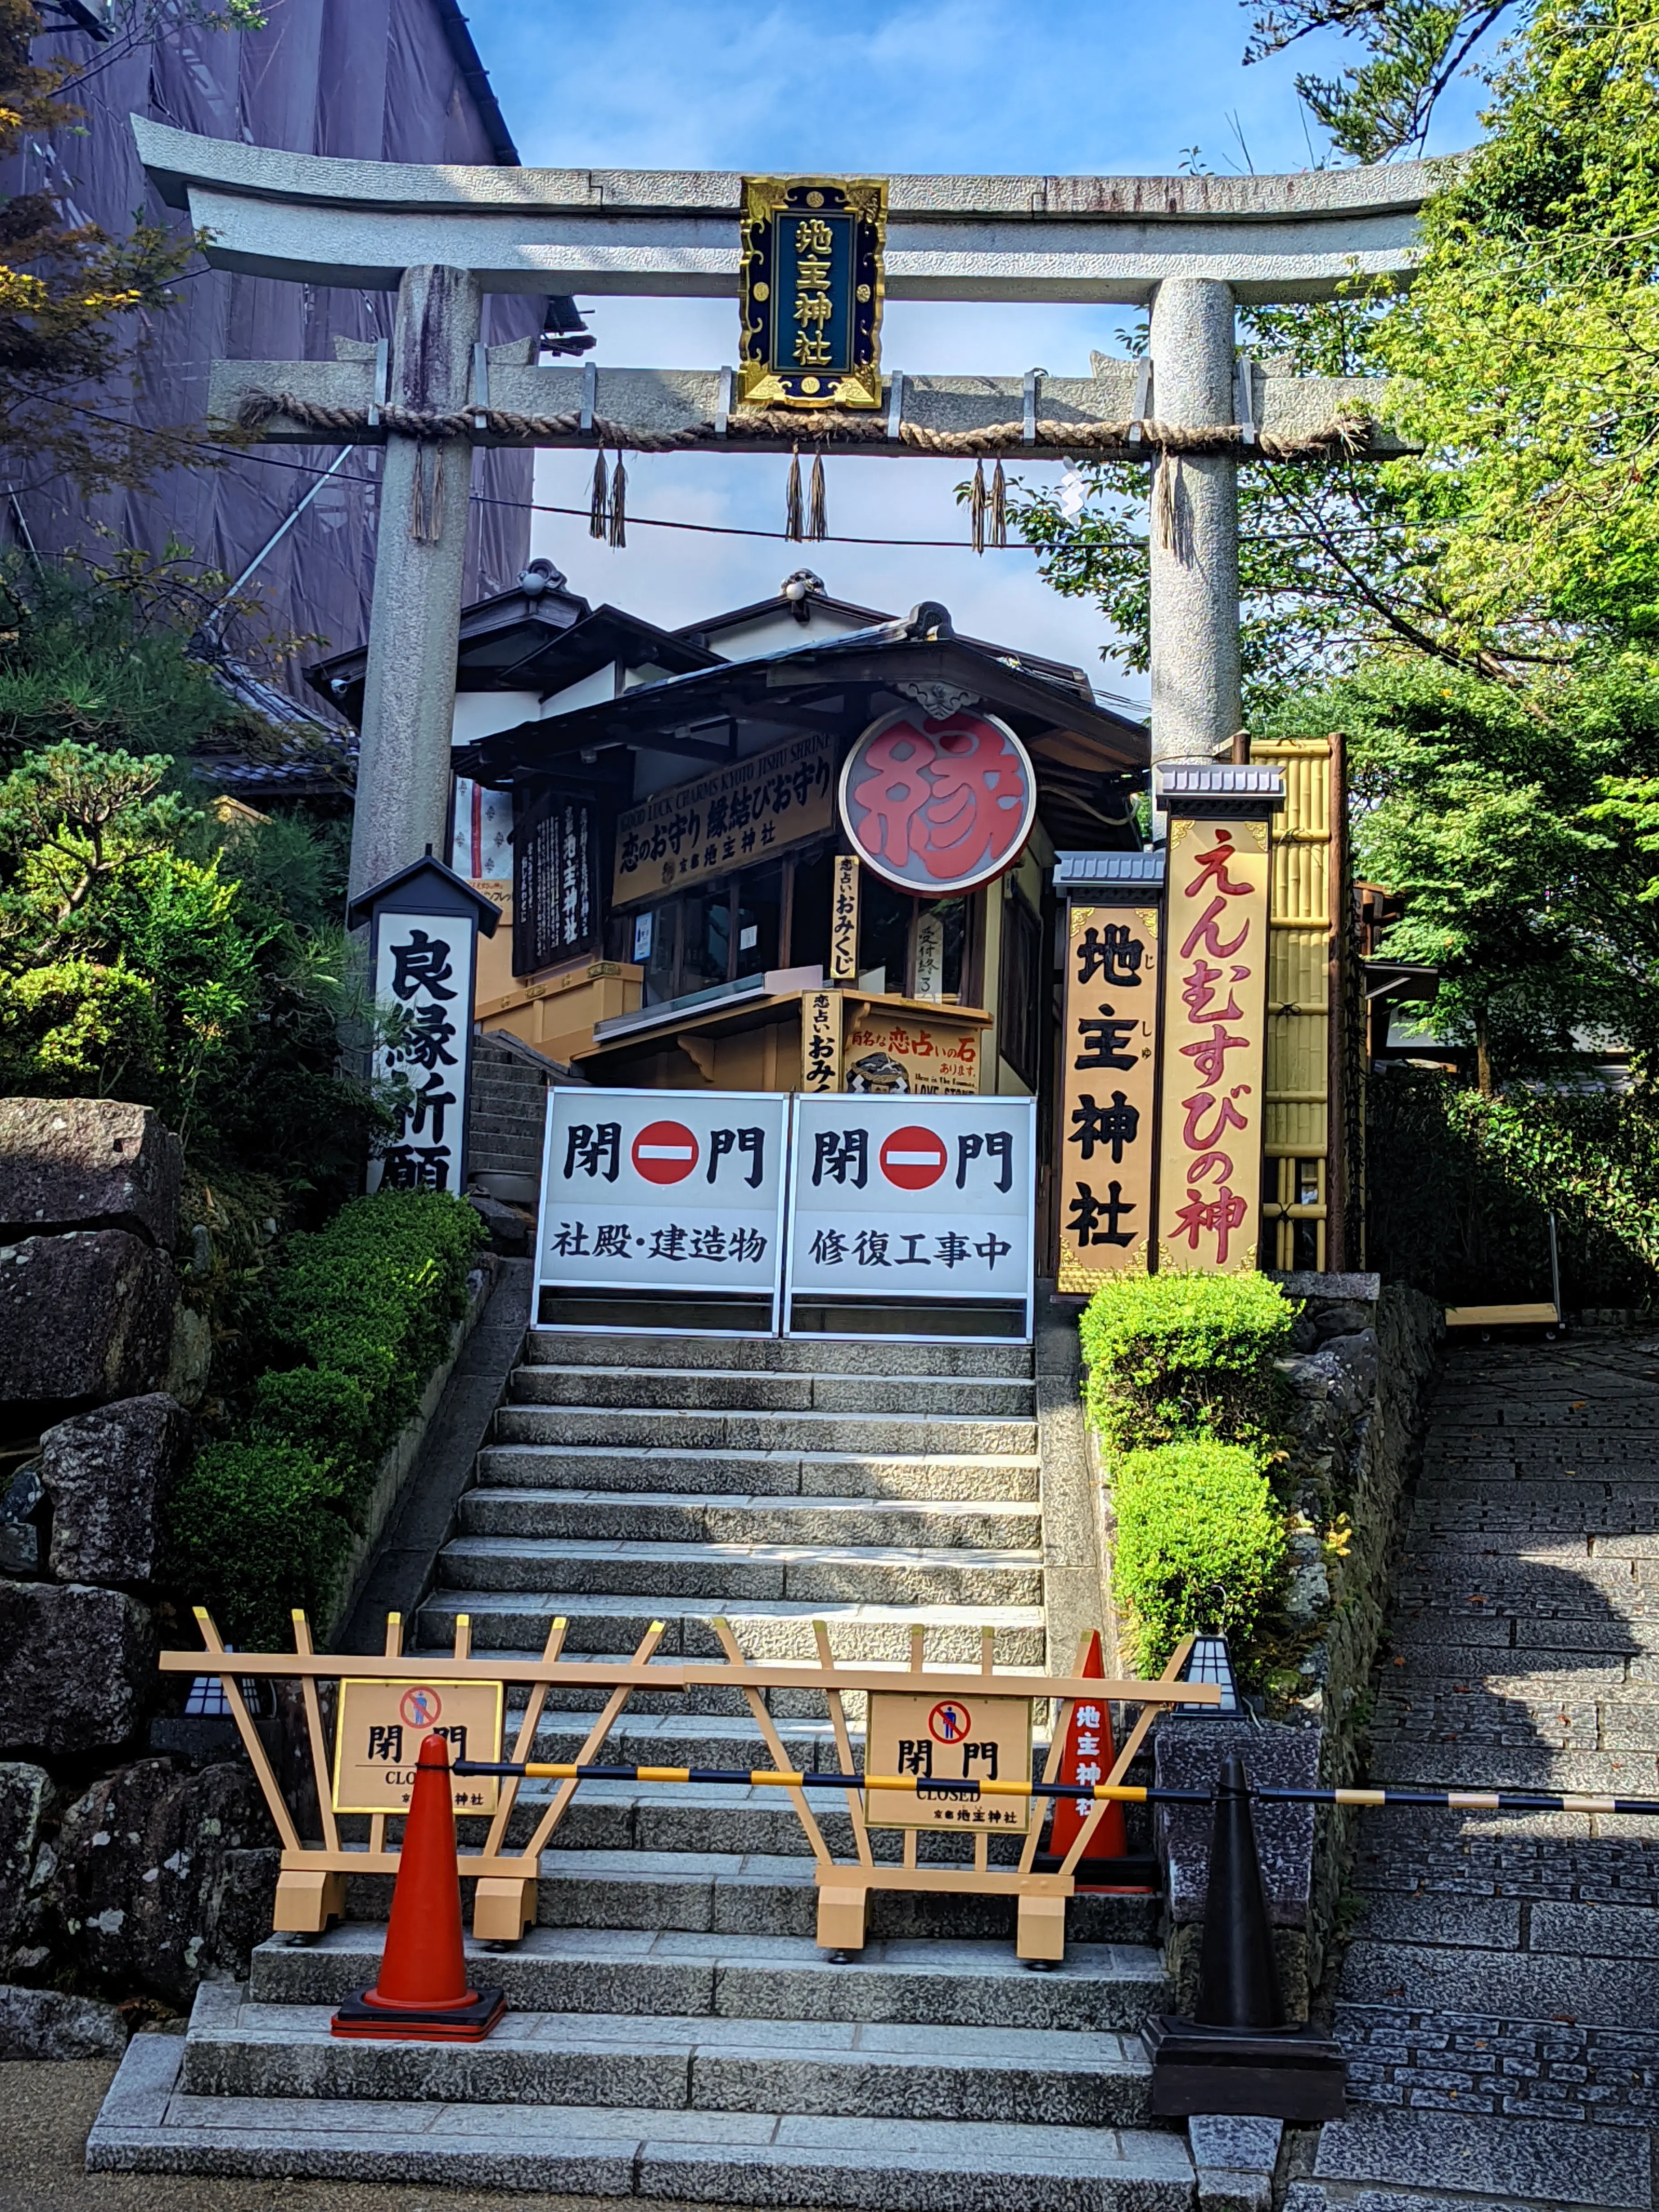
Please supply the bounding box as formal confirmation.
[400,1686,442,1729]
[928,1700,972,1744]
[879,1124,948,1190]
[632,1120,700,1184]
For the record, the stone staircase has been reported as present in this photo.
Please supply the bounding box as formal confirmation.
[466,1031,571,1204]
[88,1331,1193,2206]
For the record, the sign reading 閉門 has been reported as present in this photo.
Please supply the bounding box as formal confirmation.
[538,1088,788,1326]
[332,1678,503,1816]
[786,1093,1034,1336]
[612,731,835,907]
[738,177,886,410]
[864,1689,1032,1832]
[840,706,1036,896]
[1156,817,1271,1272]
[1058,902,1160,1286]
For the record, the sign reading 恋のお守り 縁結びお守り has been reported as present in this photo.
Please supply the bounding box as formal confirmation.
[611,731,835,906]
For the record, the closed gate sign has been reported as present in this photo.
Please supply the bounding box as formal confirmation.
[864,1690,1032,1831]
[332,1678,503,1814]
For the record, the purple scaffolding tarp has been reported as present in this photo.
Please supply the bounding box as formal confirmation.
[6,0,537,703]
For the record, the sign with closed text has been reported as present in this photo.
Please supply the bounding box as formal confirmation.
[538,1088,789,1321]
[1057,902,1160,1287]
[331,1678,503,1816]
[864,1689,1032,1833]
[785,1093,1035,1337]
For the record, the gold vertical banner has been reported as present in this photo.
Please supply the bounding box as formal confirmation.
[801,987,843,1092]
[1056,903,1159,1287]
[1157,817,1271,1272]
[830,855,860,982]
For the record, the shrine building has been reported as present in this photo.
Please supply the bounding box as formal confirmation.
[309,563,1150,1106]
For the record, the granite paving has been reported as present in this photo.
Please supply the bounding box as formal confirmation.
[1307,1332,1659,2210]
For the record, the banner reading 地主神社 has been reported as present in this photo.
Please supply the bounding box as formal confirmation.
[1155,808,1272,1273]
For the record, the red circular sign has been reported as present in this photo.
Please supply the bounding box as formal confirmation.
[879,1124,948,1190]
[632,1120,699,1184]
[838,704,1037,894]
[400,1686,442,1729]
[928,1700,972,1744]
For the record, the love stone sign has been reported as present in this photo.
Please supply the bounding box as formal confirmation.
[839,705,1037,895]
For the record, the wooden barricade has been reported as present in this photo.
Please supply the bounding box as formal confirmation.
[164,1609,1215,1958]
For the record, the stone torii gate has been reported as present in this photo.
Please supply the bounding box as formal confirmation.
[134,120,1426,898]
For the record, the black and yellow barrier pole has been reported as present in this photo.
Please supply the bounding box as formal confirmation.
[453,1760,1659,1818]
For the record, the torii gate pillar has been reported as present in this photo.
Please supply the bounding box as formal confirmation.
[348,263,482,903]
[1148,278,1241,772]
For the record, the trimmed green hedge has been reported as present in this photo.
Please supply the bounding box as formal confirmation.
[1109,1440,1289,1676]
[1078,1269,1294,1454]
[167,1191,486,1643]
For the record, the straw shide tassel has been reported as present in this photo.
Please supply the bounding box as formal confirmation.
[991,460,1007,549]
[785,445,804,542]
[969,460,986,554]
[589,450,609,540]
[808,449,827,542]
[608,450,627,548]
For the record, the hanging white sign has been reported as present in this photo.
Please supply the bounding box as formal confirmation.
[537,1088,788,1326]
[785,1093,1035,1338]
[366,909,476,1196]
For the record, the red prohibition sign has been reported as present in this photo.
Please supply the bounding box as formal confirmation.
[879,1124,948,1190]
[632,1120,700,1184]
[400,1686,442,1729]
[928,1700,972,1744]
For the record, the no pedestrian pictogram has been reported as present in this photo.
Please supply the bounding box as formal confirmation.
[928,1699,972,1743]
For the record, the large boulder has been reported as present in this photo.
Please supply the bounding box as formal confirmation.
[0,1097,181,1246]
[39,1393,189,1587]
[35,1759,277,2008]
[0,1583,154,1757]
[0,1765,53,1964]
[0,1229,175,1409]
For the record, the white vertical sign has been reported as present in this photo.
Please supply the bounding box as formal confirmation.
[786,1094,1035,1339]
[538,1088,788,1330]
[367,910,476,1195]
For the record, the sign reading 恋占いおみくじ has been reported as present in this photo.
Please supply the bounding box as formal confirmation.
[1058,903,1160,1286]
[611,730,835,907]
[839,706,1037,896]
[538,1088,788,1326]
[1157,819,1271,1272]
[785,1093,1035,1336]
[863,1689,1032,1833]
[331,1677,503,1816]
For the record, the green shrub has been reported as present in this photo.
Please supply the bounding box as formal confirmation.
[1110,1440,1289,1675]
[167,1442,354,1648]
[1078,1270,1295,1454]
[166,1189,486,1639]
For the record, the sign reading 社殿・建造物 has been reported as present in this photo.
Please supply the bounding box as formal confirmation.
[1058,902,1159,1286]
[1156,817,1271,1272]
[839,705,1037,897]
[739,177,886,410]
[785,1093,1035,1337]
[537,1089,789,1326]
[611,731,835,907]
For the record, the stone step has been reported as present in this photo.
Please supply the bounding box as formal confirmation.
[433,1535,1046,1608]
[90,2036,1192,2207]
[526,1331,1035,1378]
[510,1365,1035,1418]
[248,1926,1172,2033]
[476,1444,1042,1503]
[416,1591,1048,1661]
[491,1404,1038,1458]
[459,1488,1045,1551]
[178,1986,1159,2127]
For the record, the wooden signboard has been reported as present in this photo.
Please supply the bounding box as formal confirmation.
[612,730,836,906]
[864,1688,1031,1832]
[830,855,859,982]
[1157,816,1271,1273]
[332,1677,502,1816]
[1057,900,1160,1287]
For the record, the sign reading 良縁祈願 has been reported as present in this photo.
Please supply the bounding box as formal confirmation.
[538,1088,789,1330]
[611,731,835,907]
[739,177,886,411]
[785,1093,1035,1338]
[1057,880,1161,1287]
[1155,770,1277,1273]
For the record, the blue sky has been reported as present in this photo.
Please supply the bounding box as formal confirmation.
[464,0,1494,695]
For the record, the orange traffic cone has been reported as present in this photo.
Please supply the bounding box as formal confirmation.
[331,1733,506,2041]
[1040,1631,1154,1892]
